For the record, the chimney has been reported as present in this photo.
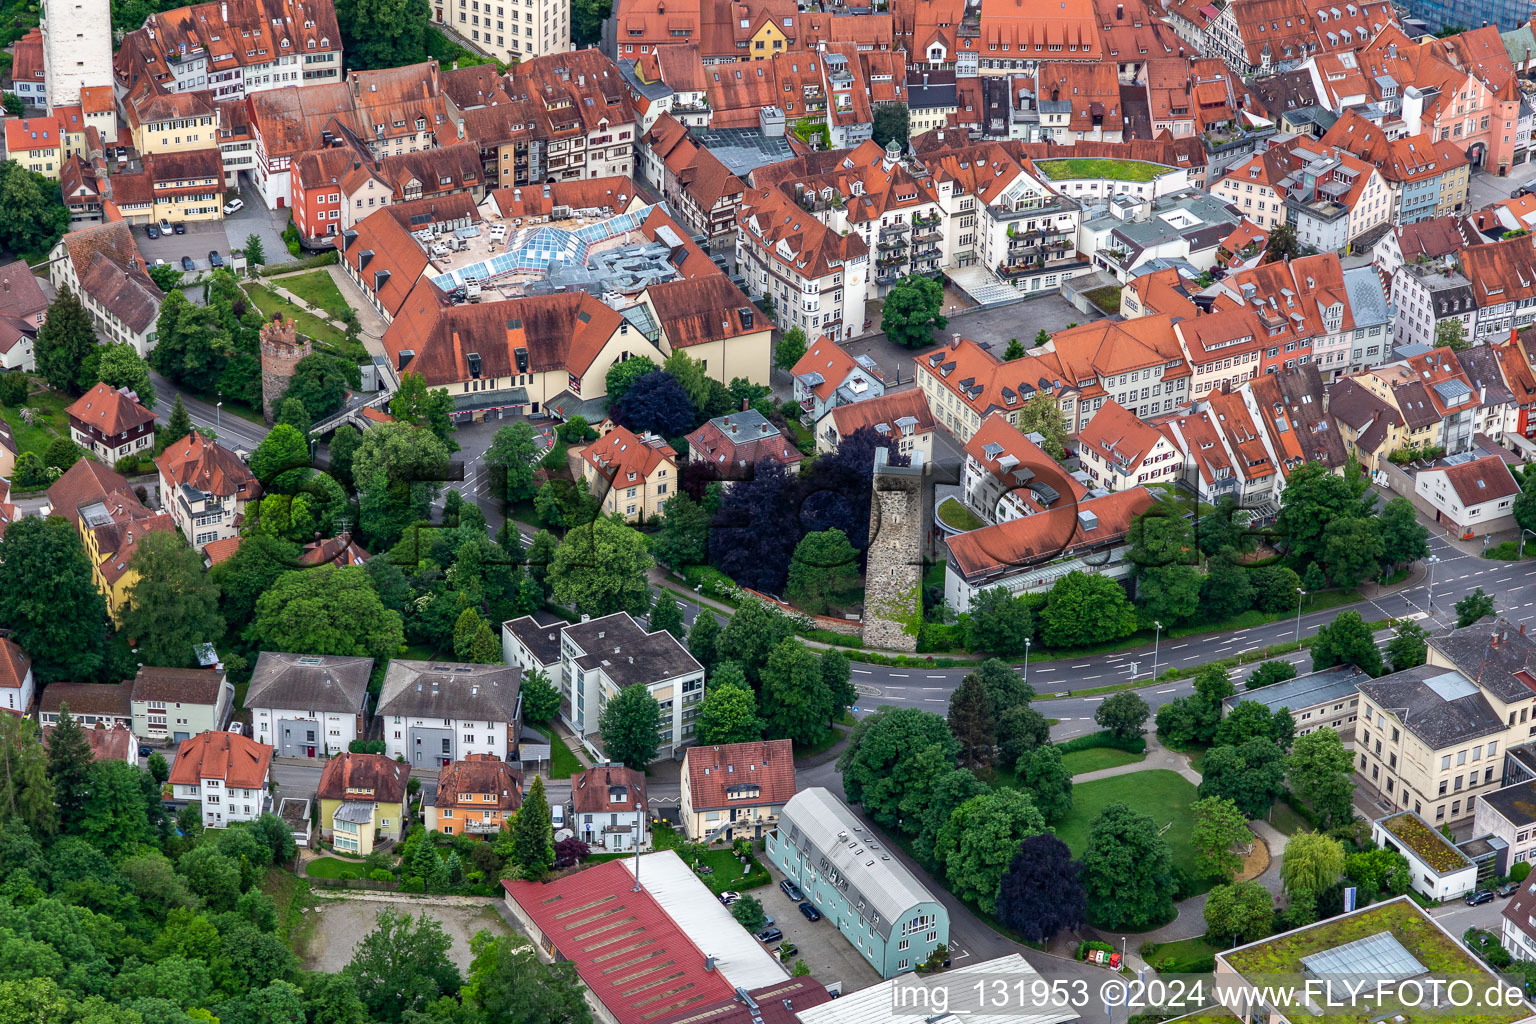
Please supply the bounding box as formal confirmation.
[950,332,961,349]
[221,0,226,18]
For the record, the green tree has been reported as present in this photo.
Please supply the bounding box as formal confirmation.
[0,515,108,682]
[275,397,312,434]
[1213,700,1294,750]
[0,713,55,835]
[389,371,458,451]
[95,344,156,407]
[246,564,404,666]
[1201,550,1256,622]
[1017,745,1072,823]
[760,639,832,745]
[688,610,721,675]
[871,103,910,149]
[1435,318,1469,351]
[43,435,80,471]
[1038,571,1139,647]
[1310,610,1383,675]
[1203,881,1274,945]
[730,894,767,931]
[283,354,352,425]
[1286,728,1356,828]
[933,789,1046,914]
[549,517,654,617]
[1273,462,1374,566]
[1199,738,1287,819]
[1280,831,1346,895]
[1321,516,1384,588]
[962,588,1034,657]
[785,529,860,614]
[161,393,194,450]
[1386,619,1428,672]
[972,658,1034,716]
[1095,691,1150,739]
[1003,338,1024,360]
[353,422,451,548]
[1081,802,1176,930]
[343,909,461,1024]
[694,675,765,745]
[605,356,659,403]
[1263,222,1302,264]
[1246,660,1298,690]
[1189,663,1237,744]
[1033,328,1051,347]
[651,493,709,572]
[597,683,661,768]
[510,775,555,879]
[120,531,225,669]
[719,601,794,683]
[34,287,98,394]
[45,704,94,825]
[1344,847,1411,901]
[329,423,364,489]
[1379,497,1430,570]
[662,349,711,410]
[947,670,995,770]
[837,707,958,829]
[1456,587,1496,627]
[460,932,595,1024]
[774,326,808,371]
[249,423,310,484]
[1191,796,1252,881]
[486,422,540,504]
[79,759,148,858]
[998,705,1051,764]
[1018,391,1070,462]
[243,233,266,266]
[519,667,560,724]
[821,647,856,723]
[0,160,69,258]
[335,0,431,70]
[880,275,947,349]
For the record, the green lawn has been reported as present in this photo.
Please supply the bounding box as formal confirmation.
[1084,285,1122,314]
[276,269,353,321]
[1,387,73,458]
[245,283,349,349]
[1036,158,1166,182]
[793,725,845,758]
[1052,771,1203,883]
[1143,934,1222,973]
[650,822,772,893]
[937,496,986,531]
[1265,799,1311,836]
[548,733,582,779]
[304,857,364,879]
[1060,746,1145,776]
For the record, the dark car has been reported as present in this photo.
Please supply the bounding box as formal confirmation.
[181,256,196,272]
[1516,184,1536,199]
[779,880,804,901]
[755,927,782,943]
[173,222,186,235]
[137,746,153,757]
[1498,882,1521,898]
[208,250,224,268]
[798,902,822,922]
[1466,889,1496,906]
[146,224,160,239]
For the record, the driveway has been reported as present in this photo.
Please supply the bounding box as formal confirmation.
[756,860,888,994]
[223,176,299,268]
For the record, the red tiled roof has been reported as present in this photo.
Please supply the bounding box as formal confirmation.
[1435,454,1519,506]
[684,739,795,811]
[791,335,862,403]
[502,860,737,1024]
[202,536,244,565]
[0,639,28,691]
[168,731,272,789]
[584,426,675,487]
[571,764,646,814]
[435,753,522,810]
[66,382,156,437]
[155,432,261,501]
[4,116,61,152]
[826,389,936,443]
[1076,399,1169,473]
[946,487,1156,580]
[42,723,134,763]
[317,752,409,803]
[684,412,803,472]
[46,459,132,525]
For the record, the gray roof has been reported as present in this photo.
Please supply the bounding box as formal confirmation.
[563,611,702,688]
[376,660,521,722]
[1225,665,1367,714]
[690,126,794,178]
[332,802,375,823]
[908,81,959,110]
[778,787,941,940]
[1357,664,1505,749]
[245,652,374,714]
[1481,780,1536,828]
[503,614,563,667]
[1342,264,1390,330]
[1428,621,1536,705]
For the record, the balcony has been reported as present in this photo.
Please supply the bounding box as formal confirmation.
[877,252,908,269]
[912,212,940,229]
[879,222,910,239]
[913,244,941,260]
[877,236,908,252]
[465,820,502,834]
[876,271,900,285]
[912,227,943,243]
[997,259,1043,279]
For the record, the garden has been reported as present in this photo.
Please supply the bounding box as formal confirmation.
[1051,770,1202,885]
[275,269,353,322]
[648,821,772,895]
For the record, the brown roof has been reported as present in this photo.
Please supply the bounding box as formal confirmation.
[685,411,803,471]
[12,28,42,85]
[168,731,272,789]
[299,535,370,567]
[440,64,512,109]
[336,207,430,319]
[143,148,224,186]
[1434,455,1520,507]
[155,432,260,501]
[0,261,49,322]
[483,177,636,219]
[572,764,647,814]
[0,639,28,691]
[46,459,132,525]
[827,389,936,443]
[202,536,243,565]
[42,723,134,763]
[80,255,162,335]
[435,752,522,810]
[646,275,761,349]
[87,500,178,587]
[316,752,409,803]
[584,426,676,487]
[66,382,157,437]
[39,682,132,717]
[946,486,1157,581]
[132,665,226,706]
[684,739,796,811]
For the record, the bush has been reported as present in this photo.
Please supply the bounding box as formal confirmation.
[368,869,393,882]
[0,373,27,406]
[1155,952,1216,973]
[337,868,360,880]
[917,622,964,653]
[1515,861,1532,883]
[1077,940,1115,961]
[681,564,739,602]
[1057,730,1147,755]
[401,876,426,893]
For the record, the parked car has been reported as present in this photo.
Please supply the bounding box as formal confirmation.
[717,891,741,906]
[1466,889,1495,906]
[137,746,153,757]
[224,198,244,215]
[779,880,804,901]
[550,804,565,829]
[208,250,224,268]
[173,222,186,235]
[1497,882,1520,897]
[754,927,783,943]
[798,902,822,922]
[775,942,799,959]
[158,218,172,234]
[181,256,196,272]
[146,224,160,239]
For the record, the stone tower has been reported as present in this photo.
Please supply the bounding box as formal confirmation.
[862,447,931,653]
[40,0,112,111]
[259,315,311,423]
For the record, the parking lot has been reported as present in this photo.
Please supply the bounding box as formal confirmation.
[132,179,298,274]
[756,861,886,994]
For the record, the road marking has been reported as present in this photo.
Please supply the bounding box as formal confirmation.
[1158,688,1177,693]
[889,673,908,678]
[1035,667,1056,673]
[1072,663,1092,668]
[926,674,947,679]
[1084,696,1105,702]
[1171,643,1189,649]
[1085,674,1101,680]
[924,698,944,703]
[852,669,872,675]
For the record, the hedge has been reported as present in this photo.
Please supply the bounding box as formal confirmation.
[1057,730,1147,755]
[258,250,339,276]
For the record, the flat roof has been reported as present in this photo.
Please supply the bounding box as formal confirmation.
[795,954,1077,1024]
[618,851,788,992]
[1224,664,1367,713]
[1481,779,1536,828]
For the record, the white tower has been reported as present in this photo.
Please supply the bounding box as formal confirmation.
[41,0,113,111]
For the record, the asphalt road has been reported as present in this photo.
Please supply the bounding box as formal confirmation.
[149,369,270,453]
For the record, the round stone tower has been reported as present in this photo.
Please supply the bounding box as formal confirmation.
[259,314,311,423]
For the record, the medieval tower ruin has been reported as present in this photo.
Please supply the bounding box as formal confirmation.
[259,315,310,423]
[862,447,931,653]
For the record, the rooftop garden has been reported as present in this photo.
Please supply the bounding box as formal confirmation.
[936,496,986,532]
[1084,285,1122,314]
[1222,900,1519,1024]
[1381,812,1471,873]
[1035,158,1166,183]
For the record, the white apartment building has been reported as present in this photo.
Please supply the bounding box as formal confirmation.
[168,731,273,828]
[436,0,571,64]
[376,660,522,767]
[245,652,375,759]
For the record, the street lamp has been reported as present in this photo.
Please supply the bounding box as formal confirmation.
[1295,588,1306,643]
[1426,554,1441,615]
[1152,621,1163,681]
[632,800,645,892]
[1023,637,1031,684]
[216,400,222,431]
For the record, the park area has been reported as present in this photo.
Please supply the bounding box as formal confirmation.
[1051,770,1201,882]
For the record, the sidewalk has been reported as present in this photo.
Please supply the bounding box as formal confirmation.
[1071,732,1201,786]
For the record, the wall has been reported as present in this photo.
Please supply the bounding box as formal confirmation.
[861,451,927,652]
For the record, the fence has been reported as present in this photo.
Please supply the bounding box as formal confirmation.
[307,876,401,892]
